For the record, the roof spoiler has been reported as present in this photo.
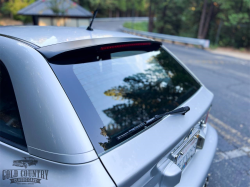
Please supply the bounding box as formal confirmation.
[37,37,161,59]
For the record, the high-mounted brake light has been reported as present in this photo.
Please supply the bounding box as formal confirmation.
[100,42,151,50]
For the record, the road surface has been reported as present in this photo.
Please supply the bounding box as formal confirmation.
[93,20,250,187]
[165,43,250,187]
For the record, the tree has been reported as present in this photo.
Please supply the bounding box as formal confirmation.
[45,0,77,15]
[77,0,147,18]
[1,0,35,22]
[197,0,214,39]
[148,0,154,32]
[157,0,172,33]
[153,0,188,35]
[212,0,250,48]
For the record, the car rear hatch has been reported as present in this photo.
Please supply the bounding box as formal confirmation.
[38,37,213,186]
[100,86,213,187]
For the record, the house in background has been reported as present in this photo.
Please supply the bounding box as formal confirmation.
[18,0,92,27]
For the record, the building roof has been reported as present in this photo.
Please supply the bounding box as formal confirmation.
[18,0,92,18]
[0,26,140,47]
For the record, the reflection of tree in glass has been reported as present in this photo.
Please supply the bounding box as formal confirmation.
[99,49,200,151]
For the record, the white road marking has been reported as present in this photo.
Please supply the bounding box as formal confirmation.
[225,149,247,159]
[241,147,250,153]
[209,115,250,145]
[210,122,243,146]
[213,147,250,163]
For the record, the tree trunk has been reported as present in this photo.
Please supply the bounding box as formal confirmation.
[215,20,223,45]
[135,11,139,17]
[116,9,120,17]
[109,9,112,17]
[201,3,214,39]
[126,10,130,17]
[148,0,154,32]
[198,0,207,38]
[0,0,5,9]
[239,0,243,12]
[158,6,167,33]
[158,0,172,33]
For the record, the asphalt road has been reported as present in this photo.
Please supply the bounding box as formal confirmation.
[93,21,250,187]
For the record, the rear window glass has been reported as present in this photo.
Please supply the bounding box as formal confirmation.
[50,45,200,155]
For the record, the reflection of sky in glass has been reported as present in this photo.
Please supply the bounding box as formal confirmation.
[73,51,160,126]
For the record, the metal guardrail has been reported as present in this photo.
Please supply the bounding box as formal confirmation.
[120,27,210,48]
[95,17,149,22]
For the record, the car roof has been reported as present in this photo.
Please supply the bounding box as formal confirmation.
[0,26,141,47]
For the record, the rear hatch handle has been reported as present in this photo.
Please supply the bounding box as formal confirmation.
[151,158,182,187]
[161,161,182,187]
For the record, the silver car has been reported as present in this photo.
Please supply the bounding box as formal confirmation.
[0,26,217,187]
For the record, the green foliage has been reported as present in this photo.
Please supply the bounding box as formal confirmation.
[78,0,147,17]
[123,21,148,31]
[209,0,250,48]
[227,13,249,26]
[239,47,246,52]
[151,0,250,48]
[46,0,77,14]
[1,0,249,48]
[216,0,249,26]
[1,0,35,23]
[209,44,218,49]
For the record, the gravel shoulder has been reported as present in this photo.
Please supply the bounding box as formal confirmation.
[208,48,250,61]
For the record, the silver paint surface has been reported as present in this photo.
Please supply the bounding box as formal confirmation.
[0,142,115,187]
[100,86,214,187]
[0,36,96,163]
[0,26,136,47]
[175,124,218,187]
[0,27,218,187]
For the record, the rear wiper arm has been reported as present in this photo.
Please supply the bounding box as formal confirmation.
[117,106,190,140]
[144,106,190,126]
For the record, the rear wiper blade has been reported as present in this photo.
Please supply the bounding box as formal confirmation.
[144,106,190,126]
[117,106,190,140]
